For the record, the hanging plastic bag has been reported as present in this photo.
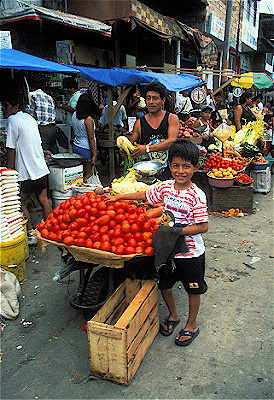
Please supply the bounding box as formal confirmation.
[85,166,103,188]
[212,122,232,143]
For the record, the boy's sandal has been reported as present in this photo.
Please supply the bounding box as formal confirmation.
[159,318,180,336]
[175,328,200,346]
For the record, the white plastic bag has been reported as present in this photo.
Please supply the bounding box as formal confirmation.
[0,268,21,319]
[213,122,232,142]
[85,166,103,188]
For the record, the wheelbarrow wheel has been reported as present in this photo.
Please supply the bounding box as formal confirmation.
[81,267,109,306]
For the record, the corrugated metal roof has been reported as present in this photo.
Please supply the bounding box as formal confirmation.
[0,0,112,37]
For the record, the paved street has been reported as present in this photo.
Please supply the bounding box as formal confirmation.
[1,179,273,400]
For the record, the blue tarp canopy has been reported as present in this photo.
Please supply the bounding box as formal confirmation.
[72,66,205,91]
[0,48,78,74]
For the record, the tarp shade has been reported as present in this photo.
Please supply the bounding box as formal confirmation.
[0,48,79,74]
[72,66,205,91]
[0,0,112,37]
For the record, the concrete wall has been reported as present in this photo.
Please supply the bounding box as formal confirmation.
[67,0,132,21]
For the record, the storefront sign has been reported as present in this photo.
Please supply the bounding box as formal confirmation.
[241,17,258,50]
[208,13,225,41]
[0,31,12,49]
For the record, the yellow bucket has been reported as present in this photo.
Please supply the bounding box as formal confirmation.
[0,224,29,282]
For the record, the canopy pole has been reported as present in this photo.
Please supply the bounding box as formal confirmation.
[107,87,115,181]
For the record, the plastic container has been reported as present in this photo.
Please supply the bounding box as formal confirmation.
[264,157,274,168]
[207,172,235,188]
[52,189,73,208]
[251,162,268,170]
[0,230,29,282]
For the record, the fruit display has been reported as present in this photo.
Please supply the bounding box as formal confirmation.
[251,154,267,164]
[36,191,157,256]
[178,118,200,138]
[234,174,253,185]
[203,155,243,172]
[208,167,237,179]
[111,168,160,194]
[214,149,247,167]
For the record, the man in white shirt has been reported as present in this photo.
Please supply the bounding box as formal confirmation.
[3,91,52,244]
[175,90,193,115]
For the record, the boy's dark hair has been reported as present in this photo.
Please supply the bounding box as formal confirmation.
[145,82,167,100]
[76,92,100,120]
[63,77,78,89]
[2,91,25,111]
[168,139,199,166]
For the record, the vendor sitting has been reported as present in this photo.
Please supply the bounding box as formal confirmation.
[193,105,215,148]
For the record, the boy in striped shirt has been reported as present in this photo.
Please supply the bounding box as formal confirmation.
[105,139,208,346]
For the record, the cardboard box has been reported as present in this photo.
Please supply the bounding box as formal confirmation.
[250,167,271,193]
[210,184,254,213]
[87,279,159,385]
[48,165,83,192]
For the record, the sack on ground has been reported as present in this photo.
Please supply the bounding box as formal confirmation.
[0,268,21,320]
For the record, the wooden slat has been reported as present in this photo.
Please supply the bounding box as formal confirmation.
[125,278,143,305]
[127,318,159,382]
[126,304,159,363]
[87,321,123,339]
[115,281,157,330]
[126,285,158,347]
[90,281,126,323]
[104,297,127,325]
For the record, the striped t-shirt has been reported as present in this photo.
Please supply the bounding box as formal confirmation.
[146,181,208,258]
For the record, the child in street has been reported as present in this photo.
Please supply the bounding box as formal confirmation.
[104,139,209,346]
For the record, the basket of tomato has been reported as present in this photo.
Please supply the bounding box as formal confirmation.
[35,191,158,267]
[203,155,243,173]
[234,173,253,186]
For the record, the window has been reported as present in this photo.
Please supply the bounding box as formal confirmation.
[253,1,257,26]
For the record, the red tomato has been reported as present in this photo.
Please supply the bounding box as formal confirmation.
[97,201,107,211]
[137,215,145,225]
[134,232,142,241]
[128,204,137,214]
[44,221,53,230]
[107,205,115,211]
[89,216,96,223]
[62,229,70,238]
[36,222,45,232]
[77,208,86,218]
[144,246,154,256]
[92,224,99,233]
[109,220,116,228]
[48,232,57,241]
[55,233,63,243]
[115,245,125,255]
[52,225,60,234]
[78,231,87,240]
[47,213,54,220]
[113,237,124,246]
[71,230,79,238]
[113,228,122,238]
[97,215,110,226]
[74,200,82,210]
[57,215,64,224]
[75,218,88,227]
[106,210,116,219]
[121,221,130,233]
[84,226,93,235]
[76,238,86,247]
[143,231,152,240]
[123,232,133,241]
[63,214,71,223]
[99,226,109,235]
[86,238,93,248]
[59,222,68,230]
[101,242,111,252]
[89,207,98,217]
[128,213,138,223]
[93,241,101,250]
[101,234,110,242]
[135,246,144,254]
[131,223,140,233]
[108,229,114,239]
[70,221,80,231]
[99,210,106,216]
[53,207,60,217]
[145,238,153,247]
[111,245,117,253]
[125,246,136,255]
[115,207,124,215]
[143,221,151,231]
[92,232,100,242]
[137,241,145,249]
[115,214,125,224]
[136,207,145,214]
[41,228,49,238]
[81,196,89,206]
[128,238,137,248]
[84,205,92,214]
[51,217,58,226]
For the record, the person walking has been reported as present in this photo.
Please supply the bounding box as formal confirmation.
[104,139,208,346]
[71,92,100,182]
[3,90,52,245]
[28,84,58,153]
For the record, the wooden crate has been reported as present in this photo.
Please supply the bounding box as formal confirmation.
[87,279,159,385]
[210,184,254,213]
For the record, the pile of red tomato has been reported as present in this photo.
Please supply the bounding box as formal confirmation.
[235,173,253,184]
[203,155,243,172]
[36,192,156,256]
